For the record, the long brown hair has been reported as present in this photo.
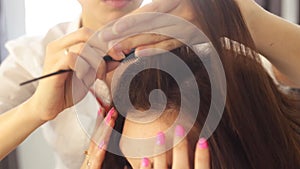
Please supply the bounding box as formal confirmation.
[192,0,300,168]
[103,0,300,168]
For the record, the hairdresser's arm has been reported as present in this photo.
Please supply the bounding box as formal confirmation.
[0,100,46,160]
[0,27,110,160]
[236,0,300,85]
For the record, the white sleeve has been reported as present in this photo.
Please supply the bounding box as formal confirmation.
[0,55,36,114]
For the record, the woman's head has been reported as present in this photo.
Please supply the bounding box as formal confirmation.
[102,0,300,168]
[115,46,210,168]
[78,0,143,30]
[115,46,299,169]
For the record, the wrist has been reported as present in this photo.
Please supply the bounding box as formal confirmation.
[30,86,65,121]
[23,97,48,125]
[13,100,46,133]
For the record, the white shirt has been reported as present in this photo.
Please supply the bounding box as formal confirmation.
[0,21,100,169]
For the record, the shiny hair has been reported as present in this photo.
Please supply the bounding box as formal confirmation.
[103,0,300,168]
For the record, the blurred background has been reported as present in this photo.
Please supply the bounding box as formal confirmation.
[0,0,299,168]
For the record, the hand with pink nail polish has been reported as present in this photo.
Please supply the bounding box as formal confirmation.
[138,126,210,169]
[140,157,151,169]
[80,107,117,169]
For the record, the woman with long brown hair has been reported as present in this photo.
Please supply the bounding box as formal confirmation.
[0,0,299,168]
[83,0,300,168]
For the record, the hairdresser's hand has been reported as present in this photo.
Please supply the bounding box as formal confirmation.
[30,27,118,121]
[140,132,210,169]
[81,107,118,169]
[101,0,204,57]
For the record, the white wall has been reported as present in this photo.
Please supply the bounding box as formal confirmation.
[4,0,25,40]
[25,0,81,36]
[282,0,299,23]
[0,0,26,62]
[24,0,151,36]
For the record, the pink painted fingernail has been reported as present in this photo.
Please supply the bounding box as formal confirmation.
[175,125,185,137]
[156,132,166,145]
[98,140,105,150]
[141,157,150,167]
[105,107,115,125]
[197,138,208,149]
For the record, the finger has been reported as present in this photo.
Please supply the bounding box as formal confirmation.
[154,132,168,169]
[81,108,118,169]
[70,55,97,91]
[135,39,183,57]
[80,44,107,79]
[106,61,120,72]
[93,107,117,148]
[81,152,92,169]
[81,140,107,169]
[92,79,112,107]
[140,158,151,169]
[111,0,181,36]
[58,51,96,101]
[195,138,210,169]
[90,107,105,139]
[111,34,170,52]
[153,153,168,169]
[94,107,105,129]
[73,57,90,80]
[107,48,126,61]
[123,49,132,54]
[107,34,170,60]
[101,13,174,41]
[92,107,117,145]
[172,125,190,169]
[51,27,95,51]
[101,12,207,52]
[59,51,91,80]
[55,28,110,58]
[79,44,104,69]
[89,142,108,169]
[102,15,203,55]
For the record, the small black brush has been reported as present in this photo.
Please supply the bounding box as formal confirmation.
[19,50,136,86]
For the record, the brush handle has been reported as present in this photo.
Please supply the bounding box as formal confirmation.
[19,69,73,86]
[19,50,136,86]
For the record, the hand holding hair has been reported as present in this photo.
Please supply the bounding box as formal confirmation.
[139,126,210,169]
[100,0,200,58]
[80,107,118,169]
[234,0,300,86]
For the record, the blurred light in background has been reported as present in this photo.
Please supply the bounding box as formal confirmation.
[25,0,152,36]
